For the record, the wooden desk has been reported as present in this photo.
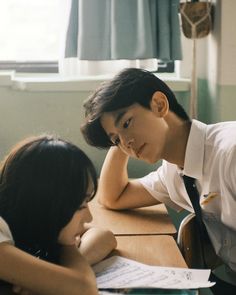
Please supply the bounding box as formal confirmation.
[112,235,187,268]
[0,236,187,295]
[89,196,176,236]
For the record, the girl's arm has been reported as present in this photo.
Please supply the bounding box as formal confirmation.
[97,146,160,209]
[0,242,98,295]
[79,226,117,265]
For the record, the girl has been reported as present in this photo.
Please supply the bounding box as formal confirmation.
[0,135,117,295]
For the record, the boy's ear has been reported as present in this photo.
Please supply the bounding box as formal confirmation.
[150,91,169,117]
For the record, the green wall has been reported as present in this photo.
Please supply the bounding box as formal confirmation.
[198,79,236,123]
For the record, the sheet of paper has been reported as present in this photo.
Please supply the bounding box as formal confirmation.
[93,256,215,289]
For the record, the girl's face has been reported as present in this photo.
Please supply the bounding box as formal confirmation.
[57,201,93,246]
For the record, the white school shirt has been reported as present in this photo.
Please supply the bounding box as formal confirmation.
[0,217,14,245]
[139,119,236,273]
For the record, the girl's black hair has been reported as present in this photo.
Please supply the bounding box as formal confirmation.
[0,135,97,263]
[81,68,189,148]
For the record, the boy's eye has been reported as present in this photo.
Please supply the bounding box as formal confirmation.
[123,118,131,129]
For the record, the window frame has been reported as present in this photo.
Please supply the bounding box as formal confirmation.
[0,61,58,73]
[0,60,174,74]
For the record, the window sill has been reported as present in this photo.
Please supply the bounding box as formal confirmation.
[0,71,190,92]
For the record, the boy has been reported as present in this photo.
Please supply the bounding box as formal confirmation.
[81,68,236,290]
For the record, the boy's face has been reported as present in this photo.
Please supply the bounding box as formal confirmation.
[100,93,169,164]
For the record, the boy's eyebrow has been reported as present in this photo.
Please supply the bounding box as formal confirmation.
[114,110,126,127]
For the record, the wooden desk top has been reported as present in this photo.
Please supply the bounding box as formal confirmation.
[89,197,176,236]
[112,235,187,268]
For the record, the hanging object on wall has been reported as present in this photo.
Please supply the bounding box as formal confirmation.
[179,0,212,119]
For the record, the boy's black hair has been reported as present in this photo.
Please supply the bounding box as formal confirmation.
[0,135,97,263]
[81,68,189,148]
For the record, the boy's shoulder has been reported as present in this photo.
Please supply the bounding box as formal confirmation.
[206,121,236,152]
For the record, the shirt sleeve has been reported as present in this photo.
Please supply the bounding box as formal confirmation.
[221,146,236,229]
[138,165,182,211]
[0,217,14,245]
[220,147,236,272]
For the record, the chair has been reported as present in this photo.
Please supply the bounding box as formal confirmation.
[177,213,221,269]
[177,213,202,268]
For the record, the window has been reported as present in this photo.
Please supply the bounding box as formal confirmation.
[0,0,65,72]
[0,0,174,74]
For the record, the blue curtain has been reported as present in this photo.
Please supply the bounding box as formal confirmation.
[64,0,182,61]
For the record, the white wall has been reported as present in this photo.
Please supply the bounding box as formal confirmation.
[190,0,236,86]
[218,0,236,85]
[194,0,236,122]
[0,85,107,171]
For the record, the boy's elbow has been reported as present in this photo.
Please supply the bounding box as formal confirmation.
[98,196,120,210]
[97,192,123,210]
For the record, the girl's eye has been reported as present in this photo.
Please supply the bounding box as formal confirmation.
[123,118,131,129]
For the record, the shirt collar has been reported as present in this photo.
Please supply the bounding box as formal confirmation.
[182,119,207,180]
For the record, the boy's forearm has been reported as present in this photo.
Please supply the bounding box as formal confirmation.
[97,146,129,207]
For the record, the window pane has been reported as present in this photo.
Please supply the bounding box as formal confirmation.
[0,0,65,61]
